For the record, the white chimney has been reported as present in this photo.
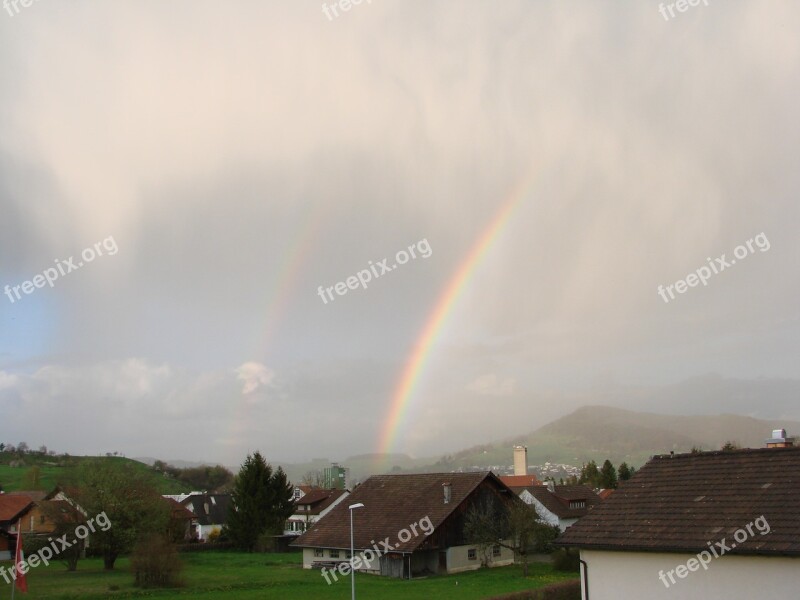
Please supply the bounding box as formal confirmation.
[546,481,555,493]
[442,482,452,504]
[513,446,528,476]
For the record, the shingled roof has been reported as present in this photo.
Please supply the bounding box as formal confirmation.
[557,447,800,555]
[292,472,509,553]
[0,495,34,523]
[528,484,600,519]
[499,475,542,491]
[180,493,231,526]
[293,489,347,516]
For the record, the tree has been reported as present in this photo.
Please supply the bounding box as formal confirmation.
[598,460,618,490]
[578,460,600,488]
[301,470,325,488]
[21,466,43,490]
[0,443,5,452]
[464,497,555,577]
[224,452,294,552]
[28,502,86,571]
[721,441,740,451]
[70,459,170,570]
[17,441,29,454]
[617,462,634,482]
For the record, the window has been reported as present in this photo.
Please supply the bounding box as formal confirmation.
[467,548,477,561]
[314,549,324,557]
[345,551,352,559]
[330,549,340,558]
[492,545,501,557]
[569,500,586,509]
[40,515,46,525]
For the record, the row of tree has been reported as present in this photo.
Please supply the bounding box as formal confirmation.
[152,460,234,492]
[559,459,635,490]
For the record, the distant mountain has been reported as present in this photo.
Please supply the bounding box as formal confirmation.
[420,405,800,471]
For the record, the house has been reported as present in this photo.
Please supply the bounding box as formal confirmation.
[291,485,316,501]
[557,442,800,599]
[22,499,84,535]
[0,495,34,560]
[285,488,349,536]
[520,483,600,531]
[179,493,231,541]
[164,498,197,542]
[291,472,519,578]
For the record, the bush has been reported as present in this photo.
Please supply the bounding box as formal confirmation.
[552,547,581,572]
[131,535,184,588]
[487,579,581,600]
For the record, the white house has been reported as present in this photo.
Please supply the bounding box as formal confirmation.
[284,488,349,536]
[179,493,231,541]
[557,439,800,600]
[516,483,600,532]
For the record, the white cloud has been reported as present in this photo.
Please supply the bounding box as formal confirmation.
[235,362,275,396]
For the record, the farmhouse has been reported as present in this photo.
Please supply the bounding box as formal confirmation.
[291,472,518,578]
[557,439,800,599]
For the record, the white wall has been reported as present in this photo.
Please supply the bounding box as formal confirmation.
[581,549,800,600]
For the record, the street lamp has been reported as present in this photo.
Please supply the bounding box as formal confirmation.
[349,502,365,600]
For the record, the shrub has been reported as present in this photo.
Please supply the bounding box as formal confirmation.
[207,527,221,542]
[487,579,581,600]
[131,535,184,588]
[552,547,581,572]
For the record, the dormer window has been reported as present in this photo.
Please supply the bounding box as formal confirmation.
[569,500,586,509]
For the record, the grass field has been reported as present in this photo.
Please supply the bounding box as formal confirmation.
[0,455,187,495]
[1,551,577,599]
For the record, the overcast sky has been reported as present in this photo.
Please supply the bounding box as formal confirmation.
[1,1,798,467]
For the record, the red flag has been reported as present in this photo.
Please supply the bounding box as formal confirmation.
[14,521,27,593]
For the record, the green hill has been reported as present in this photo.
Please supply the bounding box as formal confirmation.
[0,453,187,495]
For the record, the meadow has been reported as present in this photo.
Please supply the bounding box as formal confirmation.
[1,551,577,600]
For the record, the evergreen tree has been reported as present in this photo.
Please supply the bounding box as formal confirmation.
[578,460,600,488]
[225,452,295,552]
[617,462,633,482]
[598,459,618,489]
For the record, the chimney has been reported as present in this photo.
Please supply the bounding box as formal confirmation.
[546,481,555,493]
[766,429,795,448]
[442,482,452,504]
[513,445,528,476]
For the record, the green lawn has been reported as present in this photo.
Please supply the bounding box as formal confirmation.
[1,552,577,599]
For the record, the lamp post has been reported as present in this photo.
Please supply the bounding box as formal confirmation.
[349,502,365,600]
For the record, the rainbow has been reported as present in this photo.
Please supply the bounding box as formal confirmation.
[223,202,329,459]
[376,175,536,462]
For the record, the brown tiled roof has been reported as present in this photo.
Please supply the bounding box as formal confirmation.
[293,489,347,516]
[528,485,600,519]
[557,447,800,555]
[291,472,505,553]
[499,475,542,489]
[0,496,34,522]
[5,491,49,502]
